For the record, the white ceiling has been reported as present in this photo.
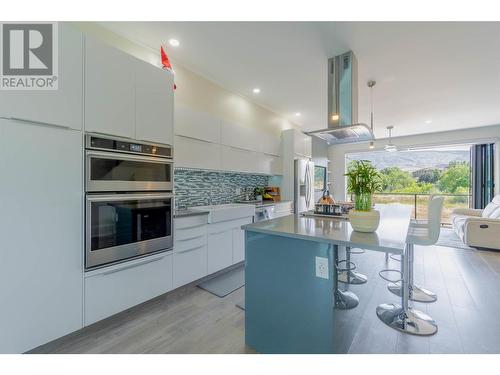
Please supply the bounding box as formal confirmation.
[100,21,500,138]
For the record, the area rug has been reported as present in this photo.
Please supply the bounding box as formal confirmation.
[198,265,245,297]
[436,228,474,251]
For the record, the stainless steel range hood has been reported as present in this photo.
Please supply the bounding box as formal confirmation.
[307,52,374,145]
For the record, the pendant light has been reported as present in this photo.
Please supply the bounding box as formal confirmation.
[368,80,376,149]
[384,125,398,152]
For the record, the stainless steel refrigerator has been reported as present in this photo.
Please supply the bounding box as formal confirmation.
[294,159,315,214]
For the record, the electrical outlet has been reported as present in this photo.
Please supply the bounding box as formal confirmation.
[315,256,329,279]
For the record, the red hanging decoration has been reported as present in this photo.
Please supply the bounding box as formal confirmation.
[160,46,176,90]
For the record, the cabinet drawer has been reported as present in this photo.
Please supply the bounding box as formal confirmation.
[175,214,207,229]
[84,252,172,326]
[174,234,207,253]
[175,225,207,242]
[173,245,207,288]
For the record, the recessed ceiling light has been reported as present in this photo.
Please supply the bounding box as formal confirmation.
[295,112,301,117]
[168,39,180,47]
[252,88,261,94]
[424,120,432,124]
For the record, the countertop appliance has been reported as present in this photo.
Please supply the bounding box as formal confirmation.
[294,159,315,214]
[85,134,174,270]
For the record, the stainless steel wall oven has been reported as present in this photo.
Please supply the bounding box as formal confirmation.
[85,134,173,270]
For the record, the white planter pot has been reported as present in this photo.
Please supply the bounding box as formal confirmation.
[348,209,380,233]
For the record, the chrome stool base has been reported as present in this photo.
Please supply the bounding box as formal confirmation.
[376,303,438,336]
[338,270,368,284]
[335,290,359,310]
[388,282,438,303]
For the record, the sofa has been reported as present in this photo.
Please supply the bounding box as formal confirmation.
[451,195,500,250]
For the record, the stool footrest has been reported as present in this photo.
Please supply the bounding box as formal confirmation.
[378,269,403,283]
[336,260,356,272]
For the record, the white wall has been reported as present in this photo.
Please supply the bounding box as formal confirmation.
[328,124,500,202]
[72,22,299,138]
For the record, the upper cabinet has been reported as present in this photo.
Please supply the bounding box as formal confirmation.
[0,23,83,130]
[85,35,135,138]
[294,130,312,159]
[174,105,283,175]
[175,105,220,143]
[135,60,174,145]
[85,35,174,144]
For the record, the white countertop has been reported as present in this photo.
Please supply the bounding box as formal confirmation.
[242,204,412,254]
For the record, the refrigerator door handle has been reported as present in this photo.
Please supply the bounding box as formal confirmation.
[305,163,311,210]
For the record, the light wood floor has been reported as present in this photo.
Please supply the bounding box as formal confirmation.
[31,244,500,354]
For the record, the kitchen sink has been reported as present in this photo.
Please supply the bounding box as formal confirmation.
[190,204,255,223]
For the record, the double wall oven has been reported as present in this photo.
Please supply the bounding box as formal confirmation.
[85,134,174,270]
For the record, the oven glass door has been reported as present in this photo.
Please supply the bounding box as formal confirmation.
[86,151,173,192]
[86,193,173,269]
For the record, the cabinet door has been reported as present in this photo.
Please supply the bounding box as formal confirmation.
[0,119,83,353]
[207,229,233,274]
[173,245,208,288]
[84,35,135,138]
[232,228,245,264]
[135,61,174,145]
[175,105,221,143]
[174,135,221,170]
[220,145,259,173]
[0,23,83,130]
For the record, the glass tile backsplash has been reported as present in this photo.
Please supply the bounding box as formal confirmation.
[174,168,270,208]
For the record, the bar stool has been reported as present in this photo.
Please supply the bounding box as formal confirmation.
[332,244,359,310]
[338,246,367,284]
[385,196,434,263]
[387,196,443,303]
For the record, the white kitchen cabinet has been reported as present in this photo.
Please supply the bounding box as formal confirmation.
[175,105,221,143]
[220,145,260,174]
[84,35,135,138]
[259,153,282,175]
[232,227,246,264]
[274,201,294,217]
[294,130,312,158]
[260,135,281,156]
[174,135,221,170]
[221,121,259,152]
[84,252,173,326]
[173,214,208,288]
[0,119,83,353]
[135,61,174,145]
[0,23,83,130]
[207,229,234,274]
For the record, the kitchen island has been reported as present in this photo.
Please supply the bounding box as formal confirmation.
[241,204,415,353]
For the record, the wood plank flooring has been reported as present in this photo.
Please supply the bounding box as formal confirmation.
[31,243,500,354]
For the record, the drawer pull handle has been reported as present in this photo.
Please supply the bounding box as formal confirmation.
[175,234,205,242]
[176,245,205,254]
[100,253,169,276]
[480,224,489,229]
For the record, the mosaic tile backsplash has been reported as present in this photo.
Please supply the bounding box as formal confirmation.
[174,168,270,208]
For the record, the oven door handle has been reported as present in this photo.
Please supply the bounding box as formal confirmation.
[86,193,174,202]
[86,150,173,165]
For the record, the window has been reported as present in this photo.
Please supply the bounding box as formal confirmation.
[314,166,327,191]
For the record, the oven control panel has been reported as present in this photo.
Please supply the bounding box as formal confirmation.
[86,135,172,158]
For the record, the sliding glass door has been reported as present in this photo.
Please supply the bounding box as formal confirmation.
[471,143,495,209]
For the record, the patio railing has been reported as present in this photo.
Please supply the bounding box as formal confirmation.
[371,193,472,226]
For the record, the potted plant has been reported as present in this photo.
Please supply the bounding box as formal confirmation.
[345,160,382,232]
[254,186,265,201]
